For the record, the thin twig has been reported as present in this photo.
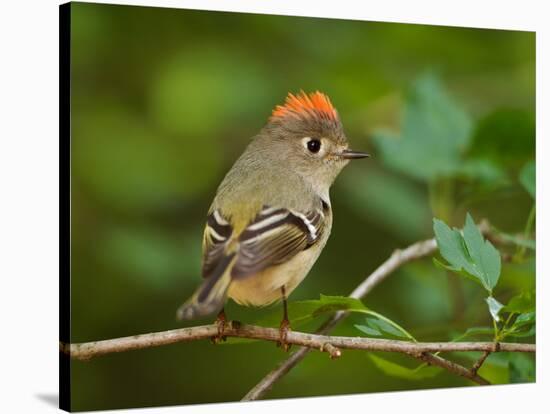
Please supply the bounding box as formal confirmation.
[470,351,491,376]
[320,343,342,359]
[470,341,501,376]
[415,352,490,385]
[61,323,534,361]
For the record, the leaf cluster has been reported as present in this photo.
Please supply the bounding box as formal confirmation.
[434,213,535,336]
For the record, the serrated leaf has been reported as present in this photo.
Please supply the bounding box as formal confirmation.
[519,160,535,199]
[355,324,382,336]
[486,296,504,322]
[433,219,473,273]
[464,213,501,290]
[369,355,442,380]
[433,214,501,293]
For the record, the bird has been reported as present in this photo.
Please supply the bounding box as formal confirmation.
[176,91,369,350]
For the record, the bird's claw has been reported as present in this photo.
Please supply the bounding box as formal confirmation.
[211,310,227,344]
[277,318,291,352]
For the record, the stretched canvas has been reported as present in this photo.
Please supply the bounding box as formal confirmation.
[60,2,536,411]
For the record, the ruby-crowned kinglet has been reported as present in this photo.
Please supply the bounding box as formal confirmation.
[177,91,369,347]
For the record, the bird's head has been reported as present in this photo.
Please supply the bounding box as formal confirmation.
[259,91,369,191]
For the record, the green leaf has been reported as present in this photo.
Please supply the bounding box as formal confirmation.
[504,291,535,314]
[432,258,484,288]
[254,295,368,329]
[225,295,370,345]
[362,313,416,341]
[508,353,535,383]
[508,311,536,335]
[502,311,536,339]
[244,295,415,343]
[229,295,416,345]
[369,355,442,380]
[505,325,536,338]
[463,213,501,290]
[514,311,536,327]
[373,73,472,181]
[433,214,501,293]
[354,324,383,336]
[463,213,485,264]
[519,160,536,199]
[364,317,410,339]
[479,239,501,291]
[433,219,473,274]
[486,296,504,322]
[229,295,415,345]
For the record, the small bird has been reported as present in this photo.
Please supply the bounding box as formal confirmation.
[177,91,369,349]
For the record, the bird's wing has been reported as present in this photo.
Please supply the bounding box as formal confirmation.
[231,206,324,279]
[201,210,233,279]
[202,205,325,280]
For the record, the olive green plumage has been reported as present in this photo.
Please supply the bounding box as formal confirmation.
[177,91,368,320]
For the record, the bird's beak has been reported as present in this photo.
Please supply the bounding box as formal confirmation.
[340,149,370,159]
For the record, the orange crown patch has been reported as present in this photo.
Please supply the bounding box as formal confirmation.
[270,91,338,122]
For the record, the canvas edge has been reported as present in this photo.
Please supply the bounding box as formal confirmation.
[59,2,72,412]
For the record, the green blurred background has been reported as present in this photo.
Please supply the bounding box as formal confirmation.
[69,2,535,411]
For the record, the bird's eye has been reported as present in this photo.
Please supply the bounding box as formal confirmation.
[307,139,321,153]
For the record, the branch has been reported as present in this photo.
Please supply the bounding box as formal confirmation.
[242,222,497,400]
[61,223,525,400]
[243,236,439,400]
[61,323,533,362]
[415,352,490,385]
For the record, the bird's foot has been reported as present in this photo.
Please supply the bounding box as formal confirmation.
[276,318,292,352]
[211,309,227,344]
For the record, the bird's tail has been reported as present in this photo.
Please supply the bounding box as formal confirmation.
[176,253,236,320]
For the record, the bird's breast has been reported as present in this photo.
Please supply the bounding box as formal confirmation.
[227,215,332,307]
